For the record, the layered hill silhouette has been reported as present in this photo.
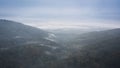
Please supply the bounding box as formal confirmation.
[59,28,120,68]
[0,19,65,68]
[0,19,51,48]
[0,19,120,68]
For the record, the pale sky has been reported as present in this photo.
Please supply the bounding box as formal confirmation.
[0,0,120,29]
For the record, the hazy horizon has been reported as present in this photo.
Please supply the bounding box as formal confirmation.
[0,0,120,29]
[0,1,120,67]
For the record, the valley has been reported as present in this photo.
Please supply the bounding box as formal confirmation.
[0,19,120,68]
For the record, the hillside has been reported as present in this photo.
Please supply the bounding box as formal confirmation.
[0,19,65,68]
[0,19,120,68]
[60,28,120,68]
